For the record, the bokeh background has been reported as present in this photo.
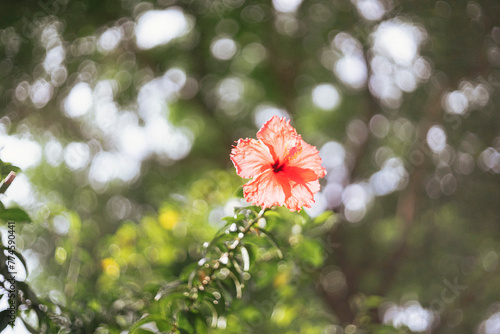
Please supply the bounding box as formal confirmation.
[1,0,500,333]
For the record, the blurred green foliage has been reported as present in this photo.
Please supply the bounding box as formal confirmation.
[1,0,500,333]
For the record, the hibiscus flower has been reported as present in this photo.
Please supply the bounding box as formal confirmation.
[230,116,326,211]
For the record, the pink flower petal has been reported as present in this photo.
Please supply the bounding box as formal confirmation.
[231,138,274,179]
[257,116,299,162]
[287,140,326,178]
[284,180,320,211]
[282,165,318,184]
[243,169,289,209]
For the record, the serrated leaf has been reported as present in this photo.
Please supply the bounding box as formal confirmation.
[0,208,31,222]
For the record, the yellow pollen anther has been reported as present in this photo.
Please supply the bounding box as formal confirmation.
[283,138,302,162]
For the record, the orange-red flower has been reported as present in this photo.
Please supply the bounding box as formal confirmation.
[230,116,326,211]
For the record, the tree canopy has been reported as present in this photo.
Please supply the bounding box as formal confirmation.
[1,0,500,333]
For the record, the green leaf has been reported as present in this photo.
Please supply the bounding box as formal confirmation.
[313,210,335,225]
[0,164,20,180]
[129,315,175,334]
[0,208,31,222]
[177,311,195,333]
[21,317,40,334]
[295,238,324,268]
[262,210,284,227]
[204,287,226,316]
[223,266,243,298]
[365,295,384,309]
[177,309,209,333]
[204,222,241,254]
[158,291,189,306]
[180,263,200,281]
[152,318,176,332]
[234,186,244,198]
[129,329,157,334]
[0,310,13,332]
[2,246,29,277]
[263,210,282,219]
[16,282,40,305]
[256,228,283,259]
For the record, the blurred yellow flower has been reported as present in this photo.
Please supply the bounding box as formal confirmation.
[101,257,120,280]
[273,271,290,288]
[159,208,179,230]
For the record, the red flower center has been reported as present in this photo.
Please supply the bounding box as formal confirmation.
[272,160,284,173]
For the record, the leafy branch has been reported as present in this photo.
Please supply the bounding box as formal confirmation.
[130,206,284,333]
[0,162,86,333]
